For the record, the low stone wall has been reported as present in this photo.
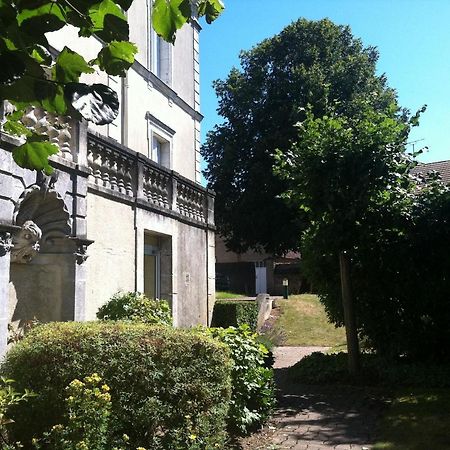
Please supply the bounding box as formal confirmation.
[256,293,272,331]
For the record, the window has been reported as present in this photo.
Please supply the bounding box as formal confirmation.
[150,28,172,85]
[151,134,170,167]
[146,113,175,169]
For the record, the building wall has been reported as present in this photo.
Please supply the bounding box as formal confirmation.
[47,0,201,183]
[85,194,136,319]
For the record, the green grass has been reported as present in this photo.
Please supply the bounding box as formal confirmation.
[215,291,247,300]
[374,389,450,450]
[273,294,346,347]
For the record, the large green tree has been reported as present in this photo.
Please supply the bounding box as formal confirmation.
[0,0,224,174]
[202,18,401,255]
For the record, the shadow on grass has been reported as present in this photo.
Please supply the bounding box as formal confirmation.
[373,389,450,450]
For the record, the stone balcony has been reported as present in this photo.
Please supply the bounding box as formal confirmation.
[86,132,215,228]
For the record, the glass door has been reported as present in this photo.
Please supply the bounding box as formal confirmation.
[144,237,160,299]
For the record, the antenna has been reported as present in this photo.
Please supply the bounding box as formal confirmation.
[406,138,425,153]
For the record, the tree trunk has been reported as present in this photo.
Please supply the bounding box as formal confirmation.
[339,250,360,376]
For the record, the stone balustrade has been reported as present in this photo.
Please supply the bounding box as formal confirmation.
[87,133,214,226]
[2,102,74,161]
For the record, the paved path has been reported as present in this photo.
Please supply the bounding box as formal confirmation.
[243,347,383,450]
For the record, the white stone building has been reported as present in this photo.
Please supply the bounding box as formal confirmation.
[0,1,216,354]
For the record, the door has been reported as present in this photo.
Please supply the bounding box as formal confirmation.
[255,261,267,294]
[144,241,160,299]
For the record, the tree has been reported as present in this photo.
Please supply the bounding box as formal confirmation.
[0,0,224,174]
[202,18,400,255]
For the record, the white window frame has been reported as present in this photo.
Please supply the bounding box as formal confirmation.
[146,113,175,169]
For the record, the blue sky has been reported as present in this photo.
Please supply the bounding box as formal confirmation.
[200,0,450,163]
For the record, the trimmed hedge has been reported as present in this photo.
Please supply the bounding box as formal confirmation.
[3,322,232,449]
[211,299,258,331]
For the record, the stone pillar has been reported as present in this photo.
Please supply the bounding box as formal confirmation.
[0,227,13,357]
[72,238,93,321]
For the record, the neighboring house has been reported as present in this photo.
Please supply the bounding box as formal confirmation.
[411,159,450,184]
[215,236,307,296]
[0,2,215,355]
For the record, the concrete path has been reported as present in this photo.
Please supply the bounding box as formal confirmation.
[244,347,383,450]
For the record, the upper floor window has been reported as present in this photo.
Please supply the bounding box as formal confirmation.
[146,113,175,169]
[151,28,172,85]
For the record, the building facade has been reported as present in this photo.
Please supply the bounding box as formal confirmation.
[0,1,216,355]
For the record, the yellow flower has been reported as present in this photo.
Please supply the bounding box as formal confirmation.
[189,434,197,441]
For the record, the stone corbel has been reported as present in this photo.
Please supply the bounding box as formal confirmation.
[71,237,94,265]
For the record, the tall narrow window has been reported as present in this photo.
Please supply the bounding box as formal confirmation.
[151,29,172,85]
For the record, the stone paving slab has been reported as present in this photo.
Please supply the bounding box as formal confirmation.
[241,347,382,450]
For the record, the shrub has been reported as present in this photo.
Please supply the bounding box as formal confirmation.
[211,300,258,331]
[3,322,232,449]
[34,374,112,450]
[204,325,276,435]
[97,292,172,326]
[0,377,35,449]
[288,352,450,388]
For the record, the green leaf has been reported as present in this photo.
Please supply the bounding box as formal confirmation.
[40,84,68,115]
[13,136,58,175]
[84,0,129,42]
[3,118,32,138]
[30,44,52,65]
[152,0,189,44]
[93,41,137,77]
[64,82,119,125]
[0,0,16,30]
[198,0,224,24]
[0,51,26,85]
[17,2,66,34]
[55,47,95,83]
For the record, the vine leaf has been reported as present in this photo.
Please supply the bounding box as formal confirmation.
[83,0,129,42]
[93,41,137,76]
[0,51,26,85]
[64,82,119,125]
[17,2,66,34]
[13,136,59,175]
[55,47,95,83]
[152,0,188,44]
[198,0,224,24]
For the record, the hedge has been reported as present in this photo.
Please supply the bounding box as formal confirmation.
[211,300,258,331]
[2,322,232,449]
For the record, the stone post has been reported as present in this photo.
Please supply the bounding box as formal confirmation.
[72,238,94,321]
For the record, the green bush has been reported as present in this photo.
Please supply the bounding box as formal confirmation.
[97,292,172,326]
[211,300,258,331]
[204,325,276,435]
[3,322,232,449]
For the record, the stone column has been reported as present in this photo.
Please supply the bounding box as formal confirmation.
[72,238,93,321]
[0,227,13,357]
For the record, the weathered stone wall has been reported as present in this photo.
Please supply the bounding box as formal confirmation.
[85,194,136,319]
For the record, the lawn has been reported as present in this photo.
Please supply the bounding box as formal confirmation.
[273,294,346,347]
[374,389,450,450]
[215,291,247,299]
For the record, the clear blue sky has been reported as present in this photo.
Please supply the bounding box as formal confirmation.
[200,0,450,164]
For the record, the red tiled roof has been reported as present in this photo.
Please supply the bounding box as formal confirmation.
[411,159,450,184]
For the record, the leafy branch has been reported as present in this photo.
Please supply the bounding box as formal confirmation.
[0,0,224,174]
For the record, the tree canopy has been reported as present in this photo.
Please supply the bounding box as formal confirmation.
[202,18,402,255]
[0,0,224,174]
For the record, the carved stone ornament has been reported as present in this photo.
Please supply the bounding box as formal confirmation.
[0,231,13,257]
[11,220,42,264]
[73,238,94,265]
